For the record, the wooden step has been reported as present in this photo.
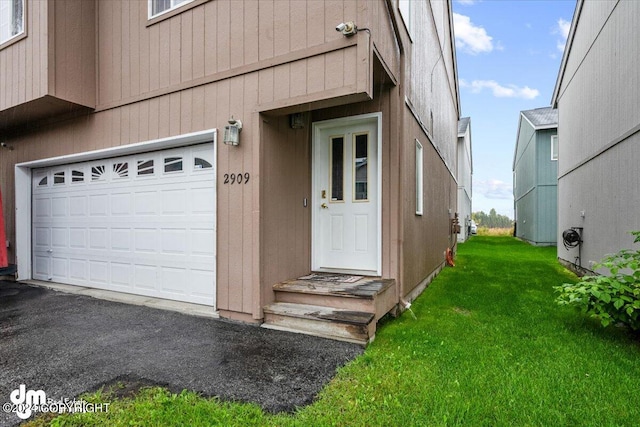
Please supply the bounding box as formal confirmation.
[262,302,376,345]
[273,278,395,313]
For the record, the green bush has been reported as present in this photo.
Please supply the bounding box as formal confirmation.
[555,231,640,330]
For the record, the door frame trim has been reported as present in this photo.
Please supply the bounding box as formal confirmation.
[311,113,382,276]
[14,129,217,297]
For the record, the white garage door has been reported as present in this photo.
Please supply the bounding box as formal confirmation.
[31,143,216,306]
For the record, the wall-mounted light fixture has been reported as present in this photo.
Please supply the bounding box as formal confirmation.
[0,142,14,151]
[223,117,242,146]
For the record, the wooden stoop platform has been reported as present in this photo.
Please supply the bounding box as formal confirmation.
[262,275,397,345]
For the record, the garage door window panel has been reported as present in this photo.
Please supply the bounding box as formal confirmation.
[92,165,106,182]
[137,159,155,176]
[113,162,129,179]
[53,171,65,185]
[164,157,183,173]
[72,170,85,183]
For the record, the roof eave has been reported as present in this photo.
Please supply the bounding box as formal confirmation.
[552,0,583,107]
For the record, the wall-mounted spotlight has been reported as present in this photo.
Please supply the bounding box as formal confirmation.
[0,142,13,151]
[223,117,243,146]
[336,21,358,37]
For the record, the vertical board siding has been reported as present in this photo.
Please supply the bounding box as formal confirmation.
[558,1,639,176]
[1,0,459,320]
[557,1,640,267]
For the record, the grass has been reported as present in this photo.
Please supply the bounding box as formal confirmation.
[28,237,640,426]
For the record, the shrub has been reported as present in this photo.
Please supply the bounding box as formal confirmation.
[554,231,640,330]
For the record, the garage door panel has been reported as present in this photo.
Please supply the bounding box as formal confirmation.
[110,229,132,251]
[161,229,187,254]
[34,227,51,248]
[134,265,157,290]
[192,229,215,255]
[34,256,50,277]
[32,143,216,306]
[160,267,187,295]
[89,260,109,284]
[69,196,88,217]
[52,197,69,217]
[69,259,88,280]
[89,194,109,216]
[52,257,68,280]
[161,190,187,215]
[111,193,133,215]
[52,227,68,248]
[89,228,108,249]
[111,263,133,288]
[134,229,158,252]
[69,228,87,248]
[191,188,215,214]
[34,198,51,218]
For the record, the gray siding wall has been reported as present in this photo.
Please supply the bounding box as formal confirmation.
[457,130,472,242]
[534,129,557,245]
[556,1,640,268]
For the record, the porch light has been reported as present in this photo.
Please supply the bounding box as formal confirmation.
[223,117,242,146]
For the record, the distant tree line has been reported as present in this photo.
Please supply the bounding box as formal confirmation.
[472,209,513,229]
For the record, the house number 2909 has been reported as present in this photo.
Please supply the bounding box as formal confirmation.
[223,173,250,184]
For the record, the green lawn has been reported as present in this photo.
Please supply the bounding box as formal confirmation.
[33,237,640,426]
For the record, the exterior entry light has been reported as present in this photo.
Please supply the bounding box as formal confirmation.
[223,117,242,146]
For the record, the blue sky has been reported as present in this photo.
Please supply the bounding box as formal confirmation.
[452,0,576,218]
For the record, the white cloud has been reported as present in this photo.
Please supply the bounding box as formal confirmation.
[453,13,493,55]
[476,179,513,200]
[460,79,540,100]
[555,18,571,52]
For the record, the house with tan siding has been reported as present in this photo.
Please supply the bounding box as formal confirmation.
[0,0,461,343]
[552,0,640,273]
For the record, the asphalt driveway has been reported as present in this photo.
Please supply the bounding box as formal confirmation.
[0,281,363,426]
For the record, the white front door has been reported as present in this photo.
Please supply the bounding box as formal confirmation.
[312,114,381,276]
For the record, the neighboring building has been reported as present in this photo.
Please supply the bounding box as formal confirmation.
[457,117,473,242]
[0,0,461,343]
[552,0,640,271]
[512,107,558,246]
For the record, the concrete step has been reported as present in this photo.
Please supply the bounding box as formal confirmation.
[262,302,375,345]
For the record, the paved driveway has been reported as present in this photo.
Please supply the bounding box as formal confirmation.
[0,281,363,426]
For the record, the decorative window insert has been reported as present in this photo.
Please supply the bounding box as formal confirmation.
[38,176,48,187]
[91,165,106,181]
[0,0,24,46]
[194,157,212,170]
[353,133,368,201]
[416,139,424,216]
[551,135,558,161]
[330,136,344,202]
[53,171,65,185]
[148,0,191,19]
[113,162,129,178]
[137,159,154,176]
[71,170,84,183]
[164,157,183,173]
